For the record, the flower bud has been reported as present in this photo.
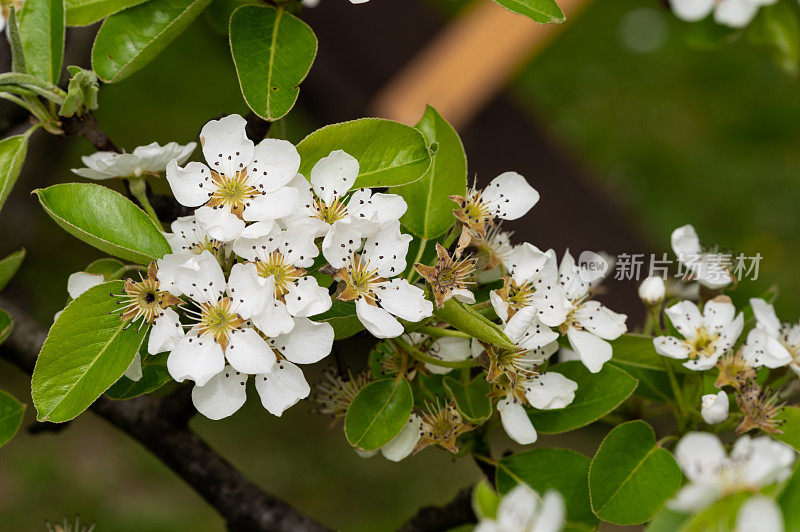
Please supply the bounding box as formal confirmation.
[701,391,729,425]
[638,276,665,305]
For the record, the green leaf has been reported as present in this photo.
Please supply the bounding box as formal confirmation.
[0,72,66,102]
[91,0,214,83]
[395,106,467,239]
[0,308,13,346]
[59,66,99,117]
[344,377,413,451]
[229,4,317,121]
[497,448,596,527]
[310,301,363,340]
[774,406,800,451]
[434,298,516,350]
[646,508,689,532]
[609,333,686,401]
[527,361,637,434]
[684,17,742,51]
[31,281,148,422]
[18,0,65,84]
[106,351,171,399]
[472,479,500,520]
[589,420,682,524]
[296,118,432,189]
[443,374,491,423]
[65,0,147,26]
[492,0,565,24]
[0,248,26,292]
[780,462,800,530]
[84,257,126,279]
[0,391,25,447]
[748,0,800,77]
[0,133,29,214]
[7,8,29,74]
[34,183,171,264]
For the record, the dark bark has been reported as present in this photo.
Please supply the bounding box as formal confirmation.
[397,488,475,532]
[0,300,331,532]
[60,113,120,152]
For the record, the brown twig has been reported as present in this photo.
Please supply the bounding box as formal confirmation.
[396,488,475,532]
[0,300,330,532]
[60,113,120,152]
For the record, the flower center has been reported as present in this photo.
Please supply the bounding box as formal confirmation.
[505,280,535,314]
[114,264,181,326]
[254,252,305,299]
[188,237,223,256]
[335,254,386,303]
[196,297,244,349]
[207,170,258,217]
[689,327,719,359]
[312,196,348,224]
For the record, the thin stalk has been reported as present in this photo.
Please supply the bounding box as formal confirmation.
[391,336,476,369]
[406,237,428,284]
[415,325,471,339]
[665,360,688,429]
[128,177,164,230]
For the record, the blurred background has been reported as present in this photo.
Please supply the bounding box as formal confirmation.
[1,0,799,529]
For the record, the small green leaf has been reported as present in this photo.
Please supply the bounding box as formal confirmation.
[780,462,800,530]
[296,118,432,189]
[310,301,363,340]
[7,8,29,74]
[609,333,686,401]
[395,106,467,239]
[0,248,26,292]
[31,281,148,422]
[497,448,596,527]
[106,351,171,400]
[344,377,413,451]
[472,479,500,520]
[646,508,689,532]
[18,0,65,84]
[589,420,682,524]
[229,4,317,121]
[0,308,13,346]
[434,298,516,350]
[35,183,171,264]
[0,133,29,214]
[774,406,800,451]
[59,66,99,117]
[84,257,126,280]
[65,0,148,26]
[748,0,800,77]
[492,0,565,24]
[443,374,491,423]
[0,391,25,447]
[527,361,637,434]
[91,0,214,83]
[679,492,750,532]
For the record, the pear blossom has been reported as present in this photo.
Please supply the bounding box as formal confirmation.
[157,214,229,295]
[556,250,628,373]
[670,432,795,513]
[497,372,577,445]
[165,114,301,242]
[357,414,423,462]
[66,271,105,299]
[740,298,795,370]
[638,275,665,305]
[701,390,729,425]
[325,220,433,338]
[451,173,539,251]
[232,222,331,336]
[668,0,776,28]
[654,297,743,371]
[72,141,196,180]
[475,484,565,532]
[735,495,784,532]
[672,224,733,290]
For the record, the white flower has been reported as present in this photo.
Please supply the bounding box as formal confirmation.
[557,250,627,373]
[668,0,775,28]
[165,114,301,241]
[232,222,331,336]
[670,432,795,513]
[736,495,784,532]
[498,373,577,445]
[379,414,423,461]
[654,297,743,371]
[701,391,729,425]
[740,298,795,370]
[400,334,471,375]
[66,271,105,299]
[671,224,732,289]
[325,221,433,338]
[72,141,196,180]
[475,484,565,532]
[288,150,408,245]
[638,276,666,305]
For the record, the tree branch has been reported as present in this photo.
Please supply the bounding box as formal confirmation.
[0,300,331,532]
[397,488,475,532]
[60,113,120,152]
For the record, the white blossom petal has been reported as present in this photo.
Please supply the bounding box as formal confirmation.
[124,352,143,381]
[566,327,612,373]
[665,300,703,338]
[252,300,295,337]
[191,366,247,420]
[361,222,412,278]
[200,114,254,179]
[674,432,728,483]
[246,138,301,192]
[714,0,758,27]
[750,298,782,337]
[166,160,211,207]
[227,262,273,319]
[380,414,422,462]
[285,276,332,317]
[497,396,537,445]
[701,391,729,425]
[67,272,105,299]
[309,150,359,204]
[148,307,184,354]
[481,171,539,220]
[174,250,226,304]
[653,336,691,360]
[669,0,714,21]
[226,326,276,374]
[525,372,577,410]
[574,300,627,340]
[195,205,246,243]
[356,298,403,338]
[270,317,333,364]
[254,360,310,416]
[167,334,225,386]
[376,279,433,323]
[736,496,783,532]
[242,186,300,222]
